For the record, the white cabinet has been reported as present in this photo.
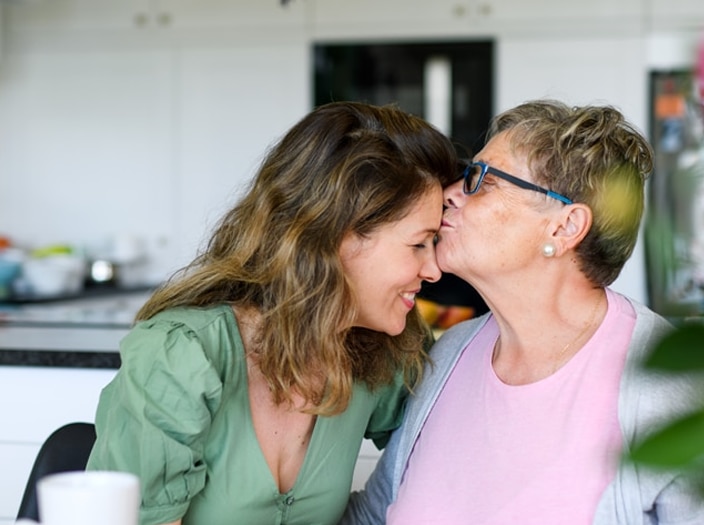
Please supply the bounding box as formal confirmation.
[0,443,41,525]
[308,0,518,40]
[648,0,704,31]
[468,0,644,36]
[0,366,117,523]
[4,0,148,34]
[6,0,308,37]
[309,0,441,24]
[476,0,642,21]
[161,0,307,33]
[310,0,645,39]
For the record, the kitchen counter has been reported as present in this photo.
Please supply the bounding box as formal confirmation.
[0,289,152,368]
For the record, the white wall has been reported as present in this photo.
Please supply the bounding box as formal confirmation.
[0,0,703,302]
[0,0,311,282]
[498,34,652,300]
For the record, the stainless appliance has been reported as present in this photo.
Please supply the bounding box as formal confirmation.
[647,70,704,318]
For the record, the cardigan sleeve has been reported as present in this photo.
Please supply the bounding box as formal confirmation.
[608,299,704,524]
[340,410,404,524]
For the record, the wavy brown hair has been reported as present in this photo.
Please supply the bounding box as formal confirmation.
[136,101,458,415]
[488,99,654,286]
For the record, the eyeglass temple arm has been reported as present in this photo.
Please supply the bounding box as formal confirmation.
[545,191,573,205]
[488,166,573,205]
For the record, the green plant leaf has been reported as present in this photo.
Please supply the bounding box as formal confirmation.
[644,323,704,372]
[629,409,704,468]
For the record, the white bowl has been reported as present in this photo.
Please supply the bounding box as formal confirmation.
[22,255,86,297]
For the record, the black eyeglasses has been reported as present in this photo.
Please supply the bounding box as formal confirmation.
[459,161,573,205]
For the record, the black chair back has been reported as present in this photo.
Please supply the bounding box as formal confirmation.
[16,422,97,521]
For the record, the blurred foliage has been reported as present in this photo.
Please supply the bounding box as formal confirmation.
[628,322,704,491]
[644,323,704,371]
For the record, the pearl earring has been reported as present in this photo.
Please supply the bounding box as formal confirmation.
[542,243,556,257]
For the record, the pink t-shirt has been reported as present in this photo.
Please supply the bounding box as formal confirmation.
[387,289,635,525]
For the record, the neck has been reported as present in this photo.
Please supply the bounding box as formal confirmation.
[490,288,606,385]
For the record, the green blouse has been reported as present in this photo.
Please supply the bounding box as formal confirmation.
[86,304,408,525]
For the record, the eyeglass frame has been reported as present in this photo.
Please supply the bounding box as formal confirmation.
[458,160,573,205]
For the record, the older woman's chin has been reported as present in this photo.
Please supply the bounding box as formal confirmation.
[436,256,470,284]
[436,261,453,275]
[435,248,454,274]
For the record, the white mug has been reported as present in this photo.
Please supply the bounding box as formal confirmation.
[35,470,140,525]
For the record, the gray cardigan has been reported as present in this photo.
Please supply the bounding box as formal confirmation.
[341,297,704,524]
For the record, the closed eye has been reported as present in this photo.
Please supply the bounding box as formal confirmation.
[413,234,438,249]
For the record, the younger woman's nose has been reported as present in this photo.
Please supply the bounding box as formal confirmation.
[421,254,442,283]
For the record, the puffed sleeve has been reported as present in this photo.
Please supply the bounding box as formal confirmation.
[86,317,224,525]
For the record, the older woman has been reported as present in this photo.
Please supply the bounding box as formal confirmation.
[341,100,704,524]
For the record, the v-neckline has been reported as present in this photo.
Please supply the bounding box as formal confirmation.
[228,305,322,496]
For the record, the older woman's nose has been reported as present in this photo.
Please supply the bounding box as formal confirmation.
[443,180,465,209]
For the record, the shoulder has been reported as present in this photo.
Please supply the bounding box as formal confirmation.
[605,291,672,364]
[429,313,492,364]
[618,295,702,438]
[627,296,672,343]
[122,304,241,379]
[142,303,237,333]
[132,304,239,349]
[407,313,492,411]
[619,293,673,389]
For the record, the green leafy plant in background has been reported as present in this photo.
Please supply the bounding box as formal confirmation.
[628,322,704,491]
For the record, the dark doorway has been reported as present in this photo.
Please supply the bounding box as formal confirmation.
[313,40,494,318]
[314,40,493,154]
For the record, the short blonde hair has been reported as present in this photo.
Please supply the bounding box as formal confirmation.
[489,99,653,286]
